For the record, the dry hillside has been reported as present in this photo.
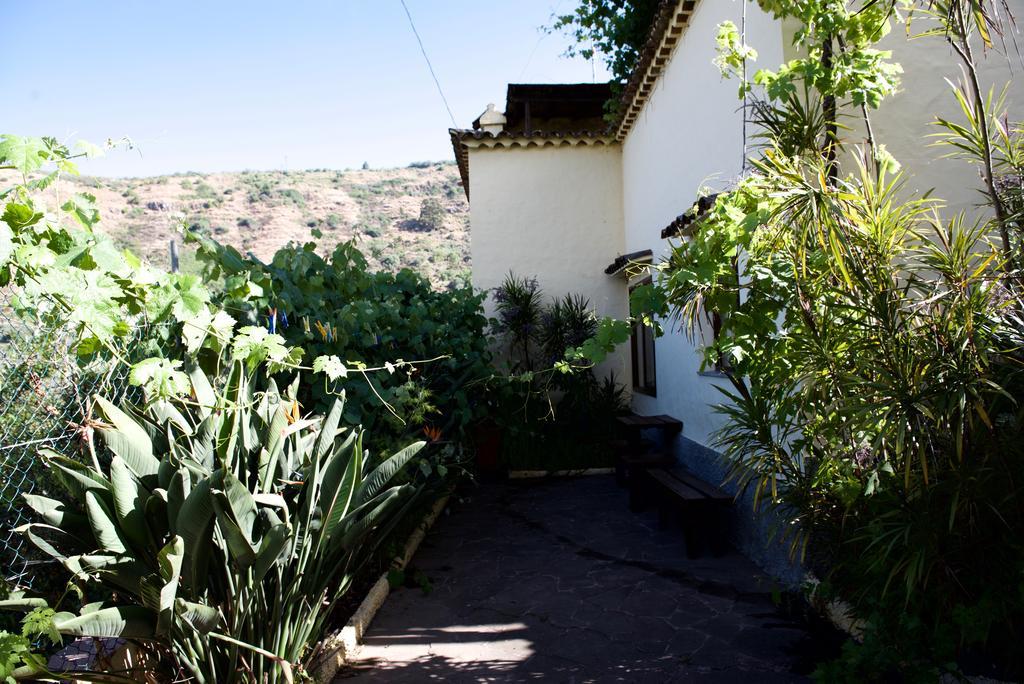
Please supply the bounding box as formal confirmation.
[66,162,470,287]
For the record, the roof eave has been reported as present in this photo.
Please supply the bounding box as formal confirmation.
[612,0,702,142]
[449,128,472,201]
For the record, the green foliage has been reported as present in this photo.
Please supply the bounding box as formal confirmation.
[0,134,223,369]
[21,607,60,645]
[493,370,629,471]
[191,180,222,208]
[549,0,662,88]
[0,136,48,176]
[562,316,630,369]
[751,0,906,108]
[931,79,1024,263]
[538,293,598,366]
[582,1,1024,677]
[277,188,305,208]
[6,363,432,682]
[641,2,1024,674]
[487,273,630,471]
[492,272,626,372]
[665,150,1024,676]
[713,20,758,91]
[186,231,491,446]
[238,173,306,208]
[0,133,483,681]
[0,631,30,683]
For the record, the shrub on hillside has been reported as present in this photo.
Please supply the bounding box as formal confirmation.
[418,197,447,231]
[277,187,305,207]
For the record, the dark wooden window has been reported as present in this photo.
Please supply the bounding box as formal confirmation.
[630,279,657,396]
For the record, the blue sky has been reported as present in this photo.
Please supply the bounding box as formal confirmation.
[2,1,609,177]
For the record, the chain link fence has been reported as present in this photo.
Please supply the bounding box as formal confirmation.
[0,286,177,678]
[0,287,137,591]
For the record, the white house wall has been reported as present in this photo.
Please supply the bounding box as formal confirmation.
[621,0,785,447]
[865,8,1024,222]
[468,143,629,378]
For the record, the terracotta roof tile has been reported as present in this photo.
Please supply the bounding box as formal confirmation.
[660,193,718,239]
[604,248,654,276]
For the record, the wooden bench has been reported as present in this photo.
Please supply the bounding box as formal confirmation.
[613,414,683,485]
[616,413,683,438]
[636,465,732,558]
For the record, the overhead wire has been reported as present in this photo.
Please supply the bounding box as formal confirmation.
[399,0,459,128]
[741,0,749,173]
[519,0,567,80]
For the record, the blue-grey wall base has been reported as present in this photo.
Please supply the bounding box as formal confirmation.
[669,434,806,587]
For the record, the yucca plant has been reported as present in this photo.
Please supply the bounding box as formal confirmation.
[1,361,427,682]
[491,272,543,371]
[539,293,598,368]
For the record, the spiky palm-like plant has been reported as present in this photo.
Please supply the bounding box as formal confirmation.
[2,362,426,683]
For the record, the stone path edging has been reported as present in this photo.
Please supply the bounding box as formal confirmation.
[311,494,450,683]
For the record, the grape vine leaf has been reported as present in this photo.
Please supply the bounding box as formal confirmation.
[170,274,211,320]
[0,135,47,175]
[313,355,348,380]
[182,308,236,354]
[232,326,302,373]
[1,202,43,231]
[61,193,100,230]
[21,607,61,645]
[146,273,211,323]
[47,269,127,340]
[0,630,31,682]
[74,140,104,158]
[130,358,191,400]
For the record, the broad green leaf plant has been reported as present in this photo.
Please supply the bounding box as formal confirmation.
[2,363,429,682]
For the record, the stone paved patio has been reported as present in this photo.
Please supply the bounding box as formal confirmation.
[340,475,837,682]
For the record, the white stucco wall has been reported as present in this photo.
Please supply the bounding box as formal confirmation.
[621,0,786,446]
[468,143,629,378]
[863,10,1024,222]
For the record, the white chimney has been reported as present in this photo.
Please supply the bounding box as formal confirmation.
[477,103,506,135]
